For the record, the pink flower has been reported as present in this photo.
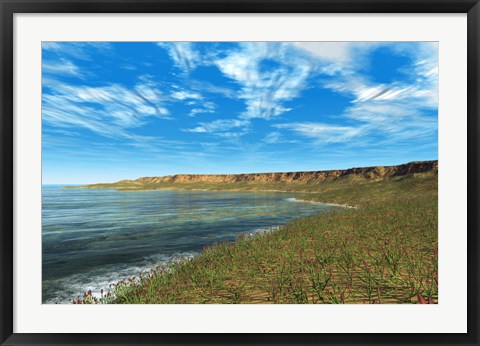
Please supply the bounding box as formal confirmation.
[417,293,427,304]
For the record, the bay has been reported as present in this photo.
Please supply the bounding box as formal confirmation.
[42,185,332,303]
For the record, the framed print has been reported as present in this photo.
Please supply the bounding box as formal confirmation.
[1,0,479,345]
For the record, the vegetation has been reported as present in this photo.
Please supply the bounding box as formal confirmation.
[76,172,438,304]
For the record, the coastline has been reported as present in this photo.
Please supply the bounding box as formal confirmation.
[68,184,357,207]
[63,171,437,304]
[45,187,335,304]
[66,222,311,304]
[286,197,357,209]
[72,196,352,304]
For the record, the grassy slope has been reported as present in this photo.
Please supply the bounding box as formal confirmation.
[78,172,438,304]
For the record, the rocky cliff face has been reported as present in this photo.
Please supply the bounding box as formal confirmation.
[131,160,438,185]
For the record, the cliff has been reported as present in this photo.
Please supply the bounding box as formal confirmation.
[123,160,438,185]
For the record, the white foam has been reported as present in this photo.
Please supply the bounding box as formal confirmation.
[43,251,198,304]
[246,225,281,237]
[286,197,356,209]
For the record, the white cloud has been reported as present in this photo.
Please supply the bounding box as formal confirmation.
[214,42,313,120]
[170,90,203,101]
[296,42,439,147]
[205,42,437,147]
[293,42,352,64]
[326,77,436,106]
[263,132,283,144]
[274,94,437,147]
[262,132,297,144]
[296,42,438,108]
[293,42,386,76]
[42,42,438,155]
[242,99,292,120]
[42,42,113,61]
[158,42,200,73]
[185,119,250,134]
[188,80,237,99]
[135,105,158,116]
[188,102,216,117]
[135,84,162,103]
[43,59,83,77]
[42,79,171,145]
[275,122,363,143]
[344,101,437,142]
[189,109,207,117]
[42,42,63,51]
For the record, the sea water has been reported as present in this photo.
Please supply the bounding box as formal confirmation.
[42,185,332,303]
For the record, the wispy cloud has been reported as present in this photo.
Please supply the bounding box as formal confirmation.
[42,42,438,181]
[293,42,380,71]
[188,80,237,99]
[263,131,298,144]
[42,42,113,61]
[184,119,250,134]
[296,42,438,107]
[42,59,83,77]
[42,42,114,79]
[188,102,216,117]
[42,78,172,150]
[182,42,437,150]
[169,86,218,117]
[170,90,203,101]
[214,42,314,120]
[275,99,437,147]
[285,42,438,147]
[158,42,200,73]
[275,122,363,144]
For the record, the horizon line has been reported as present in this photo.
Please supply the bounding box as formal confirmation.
[43,159,438,185]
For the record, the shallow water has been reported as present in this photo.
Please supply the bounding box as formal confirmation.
[42,185,332,303]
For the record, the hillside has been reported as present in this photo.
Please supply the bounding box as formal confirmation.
[83,160,438,191]
[77,164,438,304]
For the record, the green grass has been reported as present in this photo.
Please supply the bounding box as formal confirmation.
[76,172,438,304]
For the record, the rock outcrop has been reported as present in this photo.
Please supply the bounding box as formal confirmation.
[129,160,438,185]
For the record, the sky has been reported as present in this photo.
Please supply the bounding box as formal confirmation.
[42,42,438,184]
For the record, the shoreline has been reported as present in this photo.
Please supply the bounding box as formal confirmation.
[65,185,358,209]
[286,197,357,209]
[67,199,345,304]
[68,223,309,304]
[69,173,437,304]
[72,185,320,195]
[52,190,341,304]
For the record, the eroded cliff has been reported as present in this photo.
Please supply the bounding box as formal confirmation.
[126,160,438,185]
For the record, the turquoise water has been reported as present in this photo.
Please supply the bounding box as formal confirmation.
[42,185,332,303]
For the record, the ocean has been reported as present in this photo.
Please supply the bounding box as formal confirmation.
[42,185,333,303]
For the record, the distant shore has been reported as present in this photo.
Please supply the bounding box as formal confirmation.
[79,160,437,190]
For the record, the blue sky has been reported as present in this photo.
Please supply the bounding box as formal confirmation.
[42,42,438,184]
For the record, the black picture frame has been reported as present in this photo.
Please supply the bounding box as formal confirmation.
[1,0,479,345]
